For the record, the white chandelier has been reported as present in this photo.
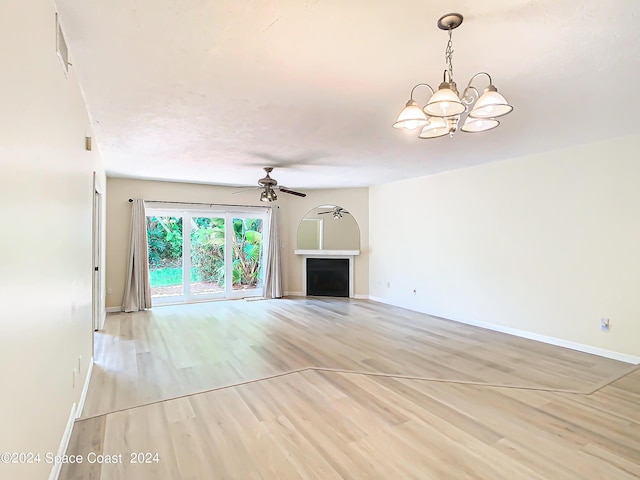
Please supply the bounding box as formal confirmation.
[393,13,513,139]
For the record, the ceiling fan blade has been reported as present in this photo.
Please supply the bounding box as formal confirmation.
[232,187,260,195]
[278,186,306,197]
[317,211,332,215]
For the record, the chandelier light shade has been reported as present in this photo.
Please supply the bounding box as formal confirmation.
[469,86,514,118]
[423,83,465,117]
[394,13,513,139]
[418,117,449,139]
[460,116,499,133]
[392,99,430,130]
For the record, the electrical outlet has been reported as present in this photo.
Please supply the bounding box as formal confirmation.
[600,318,610,332]
[387,281,391,288]
[107,287,112,295]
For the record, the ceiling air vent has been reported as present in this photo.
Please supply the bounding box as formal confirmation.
[55,13,69,76]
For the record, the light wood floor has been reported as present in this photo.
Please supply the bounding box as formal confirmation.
[61,298,640,479]
[82,298,632,418]
[62,368,640,479]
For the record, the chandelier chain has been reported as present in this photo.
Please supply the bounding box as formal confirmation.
[445,28,454,82]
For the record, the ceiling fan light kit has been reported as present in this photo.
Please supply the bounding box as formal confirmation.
[260,187,277,202]
[394,13,513,139]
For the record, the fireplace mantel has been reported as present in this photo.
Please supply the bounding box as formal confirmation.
[294,249,360,256]
[294,250,358,297]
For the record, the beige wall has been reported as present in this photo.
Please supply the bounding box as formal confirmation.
[0,1,106,479]
[369,134,640,359]
[280,189,369,297]
[297,219,321,249]
[322,214,360,250]
[106,178,369,307]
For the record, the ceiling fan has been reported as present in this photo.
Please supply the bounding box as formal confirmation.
[317,206,350,219]
[235,167,306,202]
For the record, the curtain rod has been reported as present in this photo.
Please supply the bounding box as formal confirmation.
[128,198,273,209]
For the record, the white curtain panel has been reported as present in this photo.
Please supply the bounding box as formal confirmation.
[122,199,152,312]
[264,206,283,298]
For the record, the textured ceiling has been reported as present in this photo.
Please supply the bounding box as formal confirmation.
[55,0,640,189]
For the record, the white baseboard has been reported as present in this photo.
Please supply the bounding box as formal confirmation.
[48,357,94,480]
[48,404,77,480]
[106,306,122,313]
[368,296,640,365]
[76,357,93,419]
[455,316,640,365]
[354,294,369,300]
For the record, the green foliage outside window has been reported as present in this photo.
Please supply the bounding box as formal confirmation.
[147,216,263,288]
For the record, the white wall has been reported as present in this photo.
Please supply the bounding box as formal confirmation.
[0,1,106,479]
[369,134,640,360]
[106,178,368,307]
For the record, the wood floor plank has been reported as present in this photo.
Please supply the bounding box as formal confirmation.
[62,367,640,480]
[58,415,105,480]
[82,298,632,418]
[59,298,640,480]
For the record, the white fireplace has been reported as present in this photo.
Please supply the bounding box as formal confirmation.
[294,249,360,298]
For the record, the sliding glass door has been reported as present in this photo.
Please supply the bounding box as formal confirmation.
[147,207,268,305]
[190,216,226,297]
[231,217,264,296]
[147,215,184,298]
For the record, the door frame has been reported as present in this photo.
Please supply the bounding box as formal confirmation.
[92,174,105,333]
